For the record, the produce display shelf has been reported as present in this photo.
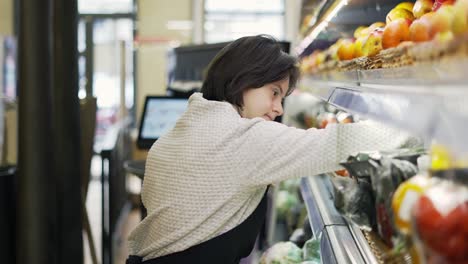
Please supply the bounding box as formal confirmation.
[300,174,380,264]
[300,58,468,155]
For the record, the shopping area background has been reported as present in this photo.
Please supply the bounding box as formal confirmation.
[0,0,467,263]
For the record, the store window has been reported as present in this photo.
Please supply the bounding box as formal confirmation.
[204,0,285,43]
[78,0,133,14]
[78,0,135,142]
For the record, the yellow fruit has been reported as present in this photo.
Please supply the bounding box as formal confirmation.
[431,144,453,170]
[392,174,433,234]
[353,36,366,58]
[413,0,434,18]
[368,22,386,31]
[386,8,415,24]
[361,28,384,56]
[430,5,455,36]
[337,39,355,61]
[434,30,455,44]
[452,0,468,34]
[353,26,368,38]
[395,2,415,12]
[455,0,468,12]
[315,52,326,66]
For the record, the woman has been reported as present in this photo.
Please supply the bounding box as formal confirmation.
[127,35,414,264]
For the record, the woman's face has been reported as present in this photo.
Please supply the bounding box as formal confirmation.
[241,78,289,121]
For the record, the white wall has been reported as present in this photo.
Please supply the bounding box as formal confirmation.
[135,0,303,120]
[191,0,302,52]
[285,0,302,51]
[0,0,13,35]
[136,0,192,121]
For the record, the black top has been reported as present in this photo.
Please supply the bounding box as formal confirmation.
[127,188,269,264]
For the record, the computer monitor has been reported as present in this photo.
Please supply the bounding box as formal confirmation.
[137,96,189,149]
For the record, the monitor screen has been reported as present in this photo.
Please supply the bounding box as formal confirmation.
[137,96,188,149]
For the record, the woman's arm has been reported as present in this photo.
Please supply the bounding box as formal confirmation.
[232,119,418,187]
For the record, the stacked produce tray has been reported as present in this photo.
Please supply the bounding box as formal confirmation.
[299,54,468,156]
[300,174,380,264]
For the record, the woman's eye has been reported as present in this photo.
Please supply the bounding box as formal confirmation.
[273,90,279,96]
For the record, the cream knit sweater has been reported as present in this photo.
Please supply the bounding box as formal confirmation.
[128,93,413,260]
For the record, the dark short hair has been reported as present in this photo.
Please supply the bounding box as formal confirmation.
[201,35,299,107]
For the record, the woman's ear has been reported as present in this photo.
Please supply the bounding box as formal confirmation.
[237,105,244,116]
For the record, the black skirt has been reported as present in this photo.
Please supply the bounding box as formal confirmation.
[126,189,269,264]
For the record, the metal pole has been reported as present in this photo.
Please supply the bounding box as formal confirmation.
[51,0,83,262]
[17,0,83,263]
[85,17,94,97]
[17,0,55,262]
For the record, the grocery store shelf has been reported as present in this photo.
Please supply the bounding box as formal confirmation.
[300,60,468,155]
[300,175,379,264]
[300,174,345,236]
[296,0,403,57]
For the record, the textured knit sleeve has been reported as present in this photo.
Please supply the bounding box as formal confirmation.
[232,119,417,187]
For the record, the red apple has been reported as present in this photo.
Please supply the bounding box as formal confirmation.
[383,18,411,49]
[413,187,468,262]
[432,0,455,11]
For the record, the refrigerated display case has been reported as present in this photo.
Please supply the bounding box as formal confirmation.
[295,0,468,263]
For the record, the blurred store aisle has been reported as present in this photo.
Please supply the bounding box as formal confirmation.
[83,155,142,264]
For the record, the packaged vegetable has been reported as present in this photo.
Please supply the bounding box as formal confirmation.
[372,158,419,247]
[392,173,433,235]
[412,177,468,263]
[302,237,321,262]
[331,175,375,230]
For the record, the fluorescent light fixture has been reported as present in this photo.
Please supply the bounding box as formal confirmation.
[295,0,348,55]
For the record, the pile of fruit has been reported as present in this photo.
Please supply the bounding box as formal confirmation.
[332,144,468,263]
[300,0,468,74]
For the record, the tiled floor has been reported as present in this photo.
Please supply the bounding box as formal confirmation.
[83,181,100,264]
[83,155,142,264]
[83,155,103,264]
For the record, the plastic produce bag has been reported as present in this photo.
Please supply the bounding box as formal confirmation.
[412,175,468,263]
[259,241,303,264]
[339,153,379,184]
[372,158,418,247]
[302,236,321,262]
[331,176,375,230]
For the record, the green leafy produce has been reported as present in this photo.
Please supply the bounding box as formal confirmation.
[259,242,303,264]
[302,237,321,261]
[276,190,300,220]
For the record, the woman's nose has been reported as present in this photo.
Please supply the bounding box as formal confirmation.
[273,100,283,116]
